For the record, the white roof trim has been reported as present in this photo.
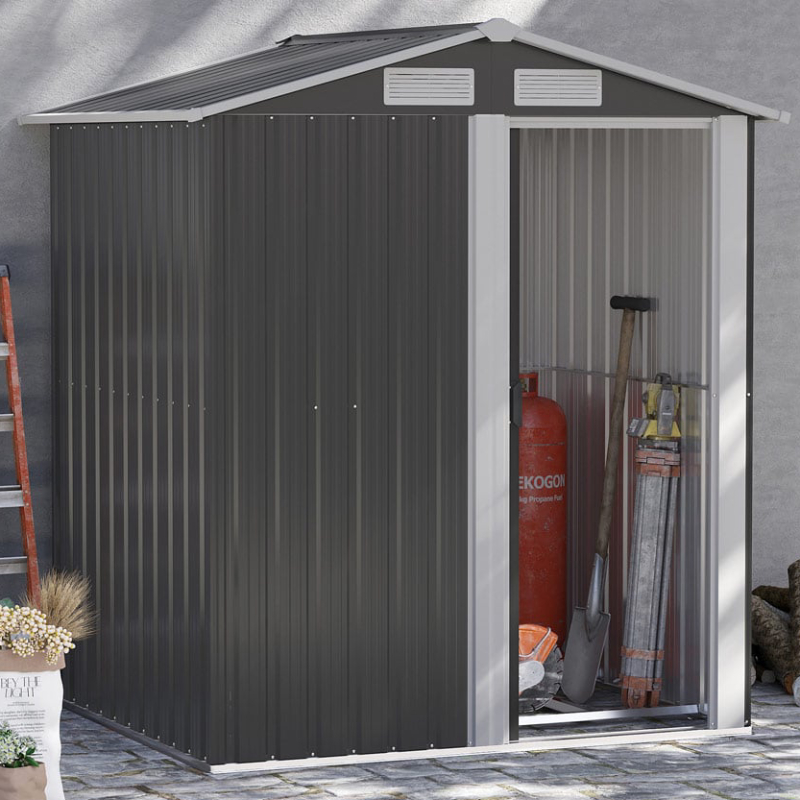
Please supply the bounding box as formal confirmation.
[476,18,519,42]
[18,20,789,125]
[20,109,204,125]
[512,28,789,123]
[18,30,483,125]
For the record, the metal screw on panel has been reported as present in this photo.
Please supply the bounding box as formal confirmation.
[353,404,357,409]
[313,405,318,410]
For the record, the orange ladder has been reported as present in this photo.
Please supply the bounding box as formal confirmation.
[0,266,40,607]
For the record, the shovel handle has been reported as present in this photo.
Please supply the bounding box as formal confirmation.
[595,307,637,559]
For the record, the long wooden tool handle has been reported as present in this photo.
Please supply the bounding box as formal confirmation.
[595,308,636,560]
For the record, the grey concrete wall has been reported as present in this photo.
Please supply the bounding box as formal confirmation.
[1,0,796,588]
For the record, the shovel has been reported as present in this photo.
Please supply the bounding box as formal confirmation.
[561,295,651,704]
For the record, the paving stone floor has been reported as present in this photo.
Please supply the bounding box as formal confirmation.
[62,683,800,800]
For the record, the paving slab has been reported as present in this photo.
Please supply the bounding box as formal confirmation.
[61,683,800,800]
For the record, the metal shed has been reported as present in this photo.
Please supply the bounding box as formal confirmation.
[21,17,789,771]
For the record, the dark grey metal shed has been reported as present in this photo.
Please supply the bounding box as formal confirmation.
[22,17,788,771]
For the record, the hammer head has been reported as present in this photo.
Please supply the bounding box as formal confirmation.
[610,295,652,312]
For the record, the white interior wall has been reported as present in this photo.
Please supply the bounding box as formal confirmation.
[518,126,710,703]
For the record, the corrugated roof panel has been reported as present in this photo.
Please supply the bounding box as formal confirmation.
[45,29,471,113]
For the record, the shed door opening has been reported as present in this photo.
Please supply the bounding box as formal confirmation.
[512,125,712,737]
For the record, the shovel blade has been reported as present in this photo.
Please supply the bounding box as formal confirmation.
[561,607,610,704]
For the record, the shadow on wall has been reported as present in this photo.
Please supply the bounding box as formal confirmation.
[0,0,548,568]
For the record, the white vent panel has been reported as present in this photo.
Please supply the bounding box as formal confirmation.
[384,67,474,106]
[514,69,602,106]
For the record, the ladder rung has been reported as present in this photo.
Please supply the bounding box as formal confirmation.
[0,487,24,508]
[0,414,13,432]
[0,343,8,360]
[0,557,27,575]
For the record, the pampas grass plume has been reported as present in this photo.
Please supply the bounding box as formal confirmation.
[22,571,95,641]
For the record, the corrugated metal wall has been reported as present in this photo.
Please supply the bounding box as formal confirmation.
[51,120,220,757]
[52,114,468,765]
[519,127,710,703]
[215,114,468,762]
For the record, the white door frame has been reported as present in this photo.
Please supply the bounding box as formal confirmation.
[467,114,750,746]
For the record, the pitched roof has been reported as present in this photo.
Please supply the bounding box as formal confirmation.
[19,18,789,124]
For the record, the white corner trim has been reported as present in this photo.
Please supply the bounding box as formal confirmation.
[708,114,748,731]
[476,17,521,42]
[19,30,483,124]
[512,29,788,123]
[468,114,510,748]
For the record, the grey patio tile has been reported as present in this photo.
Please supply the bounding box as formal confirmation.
[590,769,734,785]
[587,786,714,800]
[499,763,625,780]
[321,777,435,797]
[444,751,596,770]
[400,785,520,800]
[366,760,451,779]
[155,789,319,800]
[433,755,501,769]
[683,775,785,800]
[278,766,380,785]
[201,773,293,789]
[64,788,155,799]
[79,769,207,789]
[143,778,302,797]
[492,777,591,798]
[678,736,775,755]
[428,768,510,785]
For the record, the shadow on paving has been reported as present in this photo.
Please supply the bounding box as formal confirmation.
[61,683,800,800]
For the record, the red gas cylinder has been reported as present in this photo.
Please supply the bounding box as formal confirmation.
[518,372,568,641]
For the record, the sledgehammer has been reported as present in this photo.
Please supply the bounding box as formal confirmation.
[561,295,652,704]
